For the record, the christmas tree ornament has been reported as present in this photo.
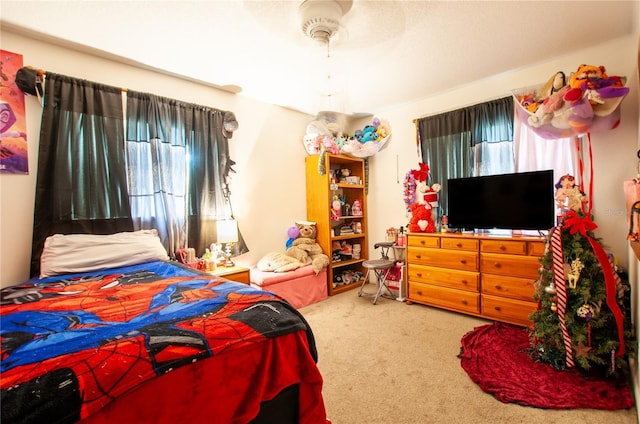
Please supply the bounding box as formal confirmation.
[564,257,585,289]
[544,281,556,294]
[576,304,594,321]
[574,342,592,358]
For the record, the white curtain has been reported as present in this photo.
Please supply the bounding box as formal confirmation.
[513,118,581,182]
[126,93,188,256]
[513,119,582,219]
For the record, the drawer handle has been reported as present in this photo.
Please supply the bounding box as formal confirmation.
[420,240,425,245]
[460,259,467,264]
[495,285,502,290]
[416,273,422,277]
[456,243,463,248]
[461,299,468,305]
[461,280,467,284]
[417,290,423,296]
[499,245,506,251]
[493,262,501,268]
[416,255,422,259]
[494,306,502,311]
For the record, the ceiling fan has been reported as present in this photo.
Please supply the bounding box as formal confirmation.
[298,0,352,46]
[297,0,367,122]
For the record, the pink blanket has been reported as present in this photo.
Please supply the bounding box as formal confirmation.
[251,265,328,309]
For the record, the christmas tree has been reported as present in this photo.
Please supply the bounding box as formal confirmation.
[529,207,634,378]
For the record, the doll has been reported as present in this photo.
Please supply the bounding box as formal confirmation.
[555,174,587,213]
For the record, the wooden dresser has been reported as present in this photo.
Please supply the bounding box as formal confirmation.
[406,232,545,326]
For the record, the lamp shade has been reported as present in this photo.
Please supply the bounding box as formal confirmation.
[216,219,238,244]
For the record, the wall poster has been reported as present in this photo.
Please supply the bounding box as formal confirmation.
[0,49,28,174]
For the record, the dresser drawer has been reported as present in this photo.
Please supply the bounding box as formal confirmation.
[441,237,479,251]
[408,234,440,248]
[482,273,535,301]
[409,282,480,314]
[481,294,537,326]
[480,253,541,279]
[528,241,546,256]
[408,264,479,292]
[407,247,478,272]
[481,239,527,255]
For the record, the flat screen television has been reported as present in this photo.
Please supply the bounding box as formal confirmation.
[446,170,555,232]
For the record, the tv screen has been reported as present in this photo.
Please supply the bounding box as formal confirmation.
[446,170,555,232]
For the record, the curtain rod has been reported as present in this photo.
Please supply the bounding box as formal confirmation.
[27,66,128,92]
[412,94,513,123]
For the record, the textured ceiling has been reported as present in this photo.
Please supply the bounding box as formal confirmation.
[1,1,636,116]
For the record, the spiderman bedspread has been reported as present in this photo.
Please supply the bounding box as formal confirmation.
[0,260,317,424]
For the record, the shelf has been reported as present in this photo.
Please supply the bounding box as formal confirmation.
[331,280,362,294]
[332,233,365,241]
[306,154,368,296]
[331,258,365,269]
[336,183,364,189]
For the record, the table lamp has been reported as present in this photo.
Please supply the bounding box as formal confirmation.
[216,219,238,267]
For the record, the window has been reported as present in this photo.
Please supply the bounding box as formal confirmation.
[416,96,579,217]
[31,74,242,276]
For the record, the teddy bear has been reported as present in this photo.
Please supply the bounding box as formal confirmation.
[407,202,435,233]
[285,221,330,275]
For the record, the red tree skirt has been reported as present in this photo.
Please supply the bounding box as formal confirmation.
[459,322,635,410]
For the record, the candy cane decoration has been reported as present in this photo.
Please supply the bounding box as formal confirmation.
[551,227,575,367]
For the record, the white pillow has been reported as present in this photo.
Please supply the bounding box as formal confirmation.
[40,230,169,278]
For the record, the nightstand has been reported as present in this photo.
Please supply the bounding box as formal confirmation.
[207,265,251,284]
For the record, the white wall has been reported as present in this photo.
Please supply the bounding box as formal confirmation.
[1,30,638,291]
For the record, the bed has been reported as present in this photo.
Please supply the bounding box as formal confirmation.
[1,232,328,424]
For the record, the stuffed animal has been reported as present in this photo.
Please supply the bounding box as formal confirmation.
[536,71,566,102]
[564,64,627,106]
[407,203,435,233]
[519,71,566,115]
[257,251,305,273]
[528,85,571,128]
[564,64,608,106]
[285,226,299,249]
[562,64,629,134]
[285,221,330,275]
[355,125,378,143]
